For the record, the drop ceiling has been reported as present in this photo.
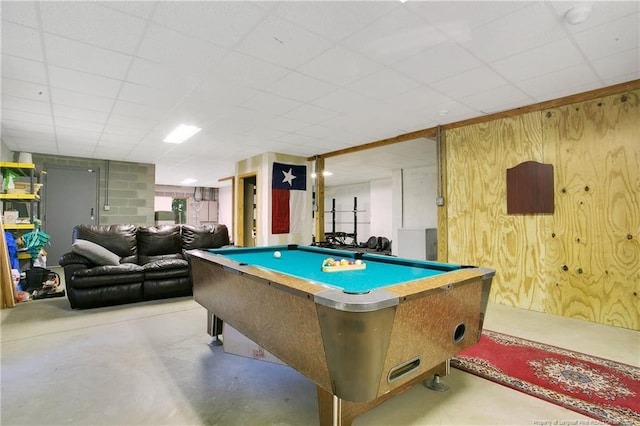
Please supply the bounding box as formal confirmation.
[1,1,638,187]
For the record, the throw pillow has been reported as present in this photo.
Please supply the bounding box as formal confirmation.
[72,239,121,266]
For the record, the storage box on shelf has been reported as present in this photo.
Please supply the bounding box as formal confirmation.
[1,162,43,262]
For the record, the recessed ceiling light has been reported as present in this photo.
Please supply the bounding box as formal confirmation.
[439,110,449,116]
[564,5,591,25]
[181,178,197,185]
[163,124,201,144]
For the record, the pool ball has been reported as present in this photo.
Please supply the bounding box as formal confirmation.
[273,251,281,258]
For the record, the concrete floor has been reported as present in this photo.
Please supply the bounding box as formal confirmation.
[1,276,638,426]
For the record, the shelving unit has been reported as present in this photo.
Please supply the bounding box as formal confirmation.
[1,162,42,262]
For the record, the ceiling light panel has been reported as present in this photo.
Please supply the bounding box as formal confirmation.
[163,124,202,144]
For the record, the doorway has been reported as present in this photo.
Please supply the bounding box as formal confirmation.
[237,174,257,247]
[43,166,99,264]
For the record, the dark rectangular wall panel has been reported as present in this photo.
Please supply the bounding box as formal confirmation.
[506,161,554,214]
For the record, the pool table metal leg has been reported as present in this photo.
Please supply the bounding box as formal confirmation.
[316,361,448,426]
[206,311,224,346]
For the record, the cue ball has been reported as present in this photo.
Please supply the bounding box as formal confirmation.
[273,251,281,258]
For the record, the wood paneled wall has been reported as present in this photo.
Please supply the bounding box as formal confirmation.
[444,89,639,330]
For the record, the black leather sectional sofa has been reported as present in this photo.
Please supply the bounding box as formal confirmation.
[59,223,230,309]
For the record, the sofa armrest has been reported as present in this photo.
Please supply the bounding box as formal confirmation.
[59,252,93,268]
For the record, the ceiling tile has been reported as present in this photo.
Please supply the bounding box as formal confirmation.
[5,137,56,154]
[1,118,54,134]
[235,15,333,69]
[550,1,639,33]
[39,2,147,55]
[516,63,599,101]
[102,123,149,139]
[53,104,110,124]
[409,1,530,34]
[51,87,114,112]
[118,82,184,109]
[2,108,53,127]
[55,141,96,157]
[212,52,290,90]
[54,116,104,133]
[492,38,585,82]
[456,2,567,62]
[55,127,102,144]
[2,126,56,143]
[192,78,259,106]
[241,92,301,116]
[0,21,43,61]
[262,115,309,134]
[297,46,384,86]
[152,1,268,48]
[392,41,482,84]
[1,94,50,115]
[1,78,48,102]
[265,72,337,103]
[274,1,396,42]
[603,71,640,87]
[137,23,226,71]
[1,54,47,85]
[591,48,640,82]
[347,68,422,101]
[282,105,338,125]
[383,85,452,113]
[572,14,640,61]
[460,84,533,113]
[343,6,447,65]
[1,1,39,28]
[430,66,508,100]
[110,99,168,121]
[99,1,157,20]
[99,132,144,146]
[107,113,155,134]
[44,33,132,80]
[126,58,200,91]
[312,88,379,115]
[48,65,121,98]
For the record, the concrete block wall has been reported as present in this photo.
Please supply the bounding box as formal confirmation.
[31,154,155,226]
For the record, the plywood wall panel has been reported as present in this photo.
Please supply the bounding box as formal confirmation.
[446,113,548,312]
[444,88,639,330]
[544,91,639,329]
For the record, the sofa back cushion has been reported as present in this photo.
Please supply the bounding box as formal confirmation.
[72,224,137,262]
[181,224,230,250]
[137,225,183,265]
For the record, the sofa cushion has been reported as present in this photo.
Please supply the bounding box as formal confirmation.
[73,224,137,259]
[73,263,144,276]
[70,265,144,289]
[137,225,182,264]
[182,224,230,250]
[142,258,188,271]
[72,239,121,266]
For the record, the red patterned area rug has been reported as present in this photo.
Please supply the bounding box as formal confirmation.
[451,330,640,425]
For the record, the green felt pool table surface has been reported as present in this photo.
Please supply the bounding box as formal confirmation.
[207,244,463,294]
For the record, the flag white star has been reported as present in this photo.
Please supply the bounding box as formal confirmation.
[282,168,296,186]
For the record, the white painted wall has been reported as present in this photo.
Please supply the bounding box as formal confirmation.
[218,185,233,242]
[236,152,312,247]
[370,179,392,238]
[402,165,438,228]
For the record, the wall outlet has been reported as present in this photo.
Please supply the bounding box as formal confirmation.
[104,205,110,211]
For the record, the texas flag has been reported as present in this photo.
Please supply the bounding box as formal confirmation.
[272,162,307,234]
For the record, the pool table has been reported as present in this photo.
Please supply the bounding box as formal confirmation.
[189,245,495,425]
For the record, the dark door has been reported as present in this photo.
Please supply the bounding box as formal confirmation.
[43,166,99,265]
